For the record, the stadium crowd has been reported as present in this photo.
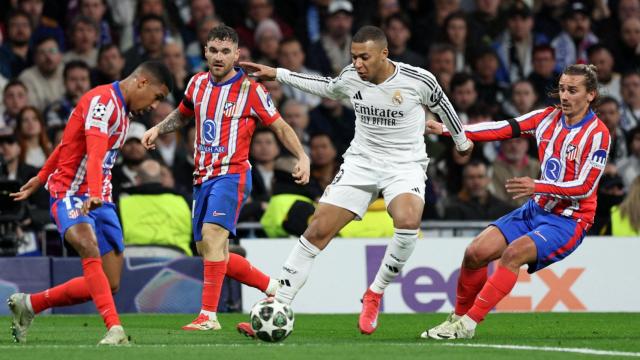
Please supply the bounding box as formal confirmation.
[0,0,638,256]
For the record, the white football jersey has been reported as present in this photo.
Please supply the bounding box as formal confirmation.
[276,60,467,164]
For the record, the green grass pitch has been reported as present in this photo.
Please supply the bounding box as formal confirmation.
[1,313,640,359]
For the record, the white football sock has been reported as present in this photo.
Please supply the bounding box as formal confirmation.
[275,236,321,305]
[370,228,418,294]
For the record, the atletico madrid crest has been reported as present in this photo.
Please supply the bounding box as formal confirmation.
[566,144,578,161]
[224,101,236,117]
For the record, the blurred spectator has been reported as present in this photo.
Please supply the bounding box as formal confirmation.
[383,13,423,68]
[620,71,640,132]
[534,0,566,40]
[614,17,640,73]
[45,60,91,128]
[493,2,549,85]
[491,137,540,208]
[587,44,622,102]
[594,0,640,46]
[471,47,507,115]
[428,43,457,92]
[281,99,311,154]
[241,128,280,222]
[373,0,401,27]
[261,80,287,109]
[18,0,65,49]
[185,15,221,72]
[63,16,99,67]
[18,37,64,111]
[15,106,52,168]
[609,175,640,236]
[163,42,192,104]
[78,0,113,46]
[147,100,192,194]
[309,132,339,191]
[308,97,356,155]
[596,97,628,165]
[617,126,640,189]
[2,80,29,129]
[182,0,216,46]
[123,14,165,76]
[49,124,65,147]
[307,0,354,76]
[0,10,32,79]
[119,159,193,257]
[528,44,560,105]
[551,1,599,70]
[440,11,471,73]
[449,72,478,124]
[112,122,148,201]
[254,19,283,67]
[592,173,626,235]
[277,38,322,108]
[467,0,504,42]
[501,80,539,118]
[134,0,184,48]
[236,0,294,50]
[238,44,253,63]
[91,44,125,86]
[444,159,514,220]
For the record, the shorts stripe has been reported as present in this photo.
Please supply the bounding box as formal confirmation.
[545,223,584,261]
[233,171,247,225]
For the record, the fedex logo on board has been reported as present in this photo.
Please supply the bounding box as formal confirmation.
[365,246,586,312]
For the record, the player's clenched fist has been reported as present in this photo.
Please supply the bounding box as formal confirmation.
[142,127,160,150]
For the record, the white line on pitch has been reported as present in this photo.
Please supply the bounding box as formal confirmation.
[438,343,640,357]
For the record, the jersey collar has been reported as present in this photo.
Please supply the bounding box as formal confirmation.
[112,81,128,113]
[208,67,244,87]
[561,108,595,129]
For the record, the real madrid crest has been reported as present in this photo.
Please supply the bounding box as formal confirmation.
[392,90,403,106]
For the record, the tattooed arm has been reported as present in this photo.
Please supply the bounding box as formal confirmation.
[142,109,192,150]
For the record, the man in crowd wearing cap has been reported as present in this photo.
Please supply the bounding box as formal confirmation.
[307,0,354,76]
[551,0,599,70]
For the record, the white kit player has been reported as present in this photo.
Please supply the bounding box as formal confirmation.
[240,26,473,335]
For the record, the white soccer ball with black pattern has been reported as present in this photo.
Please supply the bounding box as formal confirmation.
[249,297,294,342]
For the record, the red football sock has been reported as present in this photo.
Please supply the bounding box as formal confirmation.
[82,258,120,329]
[30,277,92,314]
[225,253,270,292]
[466,265,518,323]
[202,260,227,312]
[454,266,488,316]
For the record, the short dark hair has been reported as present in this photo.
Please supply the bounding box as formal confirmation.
[63,60,91,79]
[586,43,612,58]
[450,72,475,92]
[71,15,99,34]
[384,12,411,30]
[279,37,302,49]
[6,9,31,26]
[34,36,59,50]
[428,43,456,60]
[597,96,619,108]
[98,43,121,59]
[136,61,174,91]
[3,79,28,95]
[138,14,165,33]
[352,26,387,47]
[532,44,555,59]
[207,24,239,44]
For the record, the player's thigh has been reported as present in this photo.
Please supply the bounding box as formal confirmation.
[381,163,426,229]
[499,234,538,270]
[387,193,424,230]
[51,196,100,257]
[65,222,100,258]
[463,226,509,268]
[304,202,357,250]
[101,250,124,292]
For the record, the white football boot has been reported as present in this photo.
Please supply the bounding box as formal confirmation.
[7,293,35,343]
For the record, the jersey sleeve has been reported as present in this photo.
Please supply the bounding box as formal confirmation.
[82,93,114,197]
[37,144,61,183]
[442,107,554,141]
[250,82,281,126]
[275,65,350,100]
[534,129,611,199]
[178,74,199,117]
[83,94,116,138]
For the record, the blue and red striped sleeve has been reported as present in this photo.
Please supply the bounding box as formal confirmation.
[178,73,200,118]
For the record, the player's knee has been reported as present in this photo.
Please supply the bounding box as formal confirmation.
[464,244,488,268]
[73,239,100,258]
[303,220,332,246]
[109,281,120,294]
[500,246,525,268]
[393,218,421,230]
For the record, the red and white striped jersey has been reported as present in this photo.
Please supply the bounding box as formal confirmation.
[38,82,129,203]
[178,69,280,185]
[444,106,611,224]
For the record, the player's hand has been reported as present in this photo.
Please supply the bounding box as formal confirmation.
[455,139,474,157]
[142,127,159,150]
[505,176,535,200]
[81,197,103,215]
[425,119,444,135]
[239,61,277,81]
[10,176,42,201]
[292,155,310,185]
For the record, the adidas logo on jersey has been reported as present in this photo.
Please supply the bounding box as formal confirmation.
[353,91,363,100]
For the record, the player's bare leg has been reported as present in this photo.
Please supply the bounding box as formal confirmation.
[183,223,228,331]
[430,235,537,340]
[275,203,355,305]
[360,194,423,335]
[422,226,506,338]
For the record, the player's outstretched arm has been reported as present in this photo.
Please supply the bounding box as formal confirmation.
[143,108,192,150]
[10,176,42,201]
[269,118,310,185]
[241,61,343,100]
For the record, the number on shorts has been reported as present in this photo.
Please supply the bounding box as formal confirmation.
[62,197,83,210]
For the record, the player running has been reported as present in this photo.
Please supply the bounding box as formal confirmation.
[239,25,472,336]
[142,25,310,332]
[423,64,610,340]
[8,61,172,345]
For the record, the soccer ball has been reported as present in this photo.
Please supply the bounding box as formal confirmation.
[249,297,294,342]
